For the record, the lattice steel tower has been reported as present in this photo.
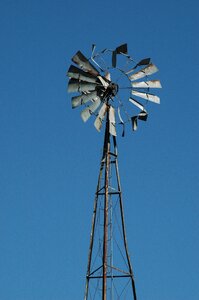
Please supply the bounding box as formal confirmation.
[67,44,161,299]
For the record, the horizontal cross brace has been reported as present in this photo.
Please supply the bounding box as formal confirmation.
[97,191,121,196]
[88,275,132,279]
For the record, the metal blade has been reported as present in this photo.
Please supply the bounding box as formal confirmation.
[109,106,116,136]
[105,72,111,81]
[125,58,151,75]
[131,80,162,88]
[72,51,99,76]
[118,107,124,124]
[118,107,125,137]
[129,64,158,81]
[81,98,101,122]
[131,90,160,104]
[129,98,145,111]
[131,116,138,131]
[68,79,97,93]
[138,111,148,121]
[137,58,151,66]
[97,76,109,89]
[94,103,107,131]
[71,91,99,108]
[112,50,117,68]
[116,44,128,54]
[67,65,98,83]
[91,44,96,56]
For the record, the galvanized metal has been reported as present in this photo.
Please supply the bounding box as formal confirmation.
[129,97,146,111]
[125,58,151,75]
[131,116,138,131]
[81,98,101,122]
[136,57,151,66]
[109,106,116,137]
[72,50,99,76]
[129,63,158,81]
[132,90,160,104]
[71,91,99,108]
[67,65,98,83]
[68,79,97,93]
[94,103,107,131]
[131,80,162,88]
[138,111,148,121]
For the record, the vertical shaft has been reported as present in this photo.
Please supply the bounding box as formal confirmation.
[102,109,110,300]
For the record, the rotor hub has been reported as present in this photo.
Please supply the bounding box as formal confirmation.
[101,82,119,101]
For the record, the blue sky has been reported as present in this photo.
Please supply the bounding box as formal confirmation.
[0,0,199,299]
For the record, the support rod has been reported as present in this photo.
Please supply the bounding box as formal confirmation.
[84,163,103,300]
[113,136,137,300]
[102,109,110,300]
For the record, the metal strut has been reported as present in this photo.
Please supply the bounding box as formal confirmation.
[84,105,137,300]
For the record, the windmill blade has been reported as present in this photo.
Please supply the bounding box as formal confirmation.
[72,91,99,108]
[112,44,128,68]
[116,43,128,54]
[129,64,158,81]
[131,116,138,131]
[131,80,162,88]
[105,72,111,81]
[68,79,98,93]
[97,75,109,89]
[118,107,124,124]
[136,58,151,67]
[125,58,151,75]
[118,107,125,137]
[138,111,148,121]
[132,90,160,104]
[91,44,105,72]
[112,50,117,68]
[81,98,101,122]
[72,51,99,76]
[91,44,96,56]
[129,98,146,111]
[109,106,116,136]
[67,65,98,83]
[94,103,107,131]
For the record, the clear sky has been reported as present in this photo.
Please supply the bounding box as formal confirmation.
[0,0,199,299]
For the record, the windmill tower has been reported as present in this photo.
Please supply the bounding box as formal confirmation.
[67,44,161,300]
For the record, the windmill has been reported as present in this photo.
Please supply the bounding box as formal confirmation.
[67,43,161,300]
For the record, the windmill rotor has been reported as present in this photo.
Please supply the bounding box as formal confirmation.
[67,43,161,135]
